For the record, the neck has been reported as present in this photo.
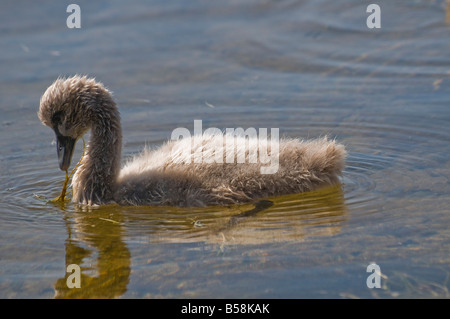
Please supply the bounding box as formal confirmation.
[72,99,122,205]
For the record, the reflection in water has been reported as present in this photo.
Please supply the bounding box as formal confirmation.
[128,184,347,246]
[218,200,274,231]
[447,0,450,24]
[54,209,131,299]
[53,184,346,298]
[212,184,347,246]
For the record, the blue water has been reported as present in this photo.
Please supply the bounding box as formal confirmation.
[0,0,449,298]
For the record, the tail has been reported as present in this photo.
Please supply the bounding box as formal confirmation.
[300,137,347,183]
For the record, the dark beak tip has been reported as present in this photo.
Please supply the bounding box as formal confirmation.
[55,133,76,172]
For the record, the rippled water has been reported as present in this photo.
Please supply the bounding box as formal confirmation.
[1,0,449,298]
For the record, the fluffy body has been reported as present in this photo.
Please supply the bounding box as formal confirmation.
[39,76,346,206]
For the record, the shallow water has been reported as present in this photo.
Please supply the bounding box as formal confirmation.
[0,0,449,298]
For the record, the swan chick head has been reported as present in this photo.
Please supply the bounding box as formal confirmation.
[38,75,112,170]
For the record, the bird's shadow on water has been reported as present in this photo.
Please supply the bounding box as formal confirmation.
[50,184,347,298]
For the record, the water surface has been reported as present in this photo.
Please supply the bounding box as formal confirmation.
[0,0,449,298]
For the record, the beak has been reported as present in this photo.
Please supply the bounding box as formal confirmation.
[55,132,76,171]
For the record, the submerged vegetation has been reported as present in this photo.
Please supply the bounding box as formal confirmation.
[51,139,85,203]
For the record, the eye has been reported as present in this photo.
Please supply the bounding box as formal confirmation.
[52,111,64,126]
